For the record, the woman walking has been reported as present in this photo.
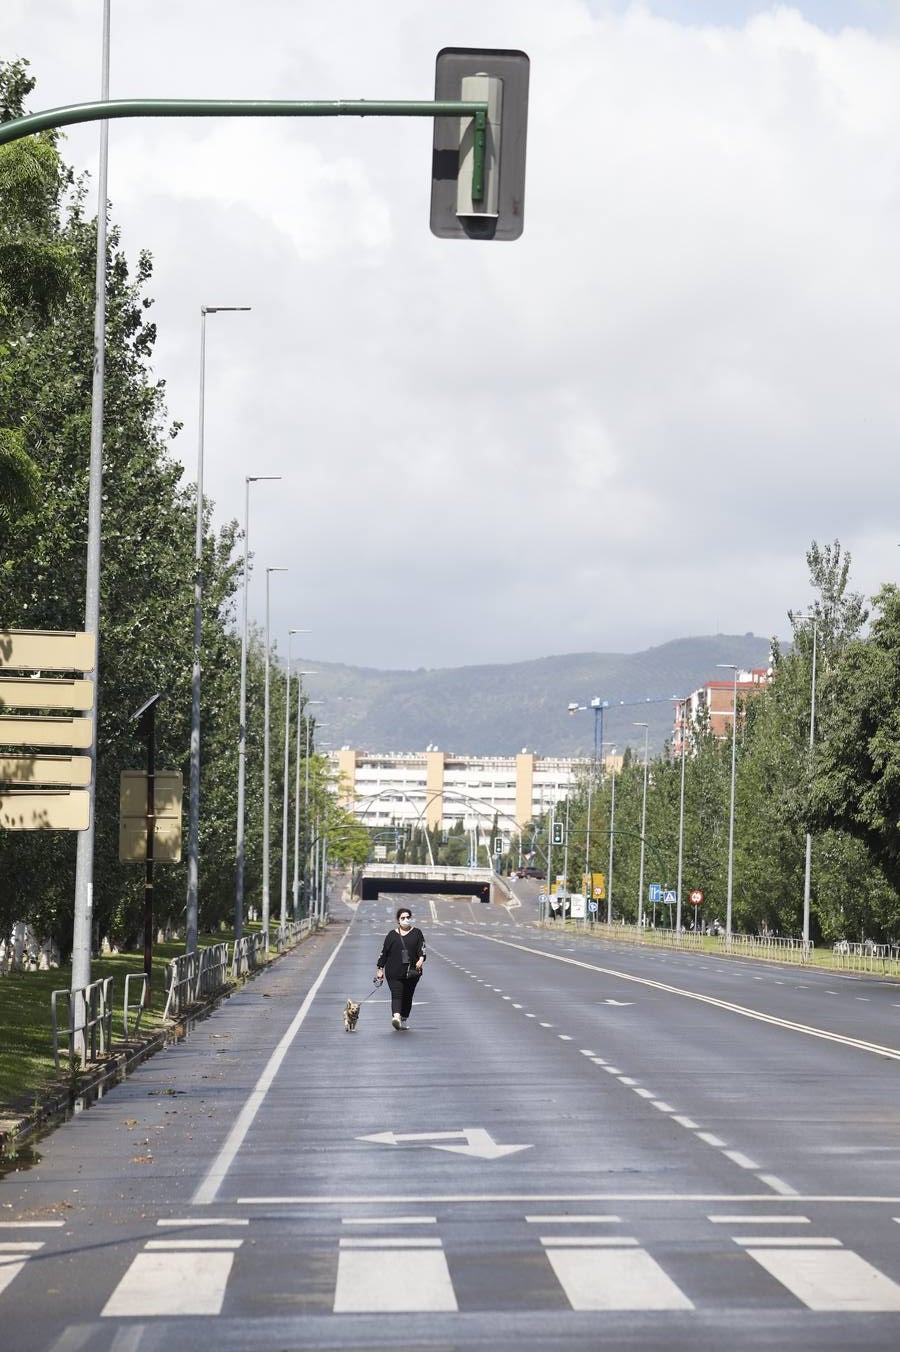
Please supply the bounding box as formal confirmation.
[376,906,426,1031]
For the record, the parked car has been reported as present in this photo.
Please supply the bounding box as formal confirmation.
[518,866,544,880]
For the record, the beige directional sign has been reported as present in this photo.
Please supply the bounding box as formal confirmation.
[0,716,93,749]
[0,629,96,672]
[119,770,183,863]
[0,677,94,711]
[0,790,90,831]
[0,754,91,787]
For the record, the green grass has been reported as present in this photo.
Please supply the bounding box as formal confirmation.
[0,933,240,1119]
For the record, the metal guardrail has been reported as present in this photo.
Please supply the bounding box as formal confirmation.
[123,972,148,1036]
[832,941,900,975]
[51,975,114,1070]
[275,918,314,951]
[163,942,230,1020]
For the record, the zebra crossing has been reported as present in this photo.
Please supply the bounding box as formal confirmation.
[4,1215,900,1318]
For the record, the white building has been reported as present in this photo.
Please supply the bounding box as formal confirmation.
[329,748,602,835]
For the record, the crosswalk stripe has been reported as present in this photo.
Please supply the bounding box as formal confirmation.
[101,1244,241,1317]
[744,1246,900,1311]
[0,1242,43,1297]
[333,1245,457,1312]
[543,1244,694,1311]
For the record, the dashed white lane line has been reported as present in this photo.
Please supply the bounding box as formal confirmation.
[724,1151,761,1171]
[0,1221,63,1229]
[157,1218,248,1228]
[673,1116,700,1130]
[633,1088,655,1100]
[758,1174,800,1196]
[697,1132,728,1149]
[558,1034,573,1041]
[526,1215,621,1224]
[539,1022,553,1028]
[708,1215,811,1224]
[342,1217,437,1225]
[651,1101,675,1112]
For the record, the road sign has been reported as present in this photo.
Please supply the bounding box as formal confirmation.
[0,754,91,787]
[690,889,704,905]
[648,882,662,902]
[119,770,183,863]
[0,790,89,830]
[430,47,530,241]
[0,715,93,749]
[664,889,677,905]
[0,629,95,830]
[0,628,96,672]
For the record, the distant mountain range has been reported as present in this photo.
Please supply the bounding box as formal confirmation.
[294,634,773,758]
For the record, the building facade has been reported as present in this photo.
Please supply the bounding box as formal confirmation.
[330,749,618,835]
[673,667,771,753]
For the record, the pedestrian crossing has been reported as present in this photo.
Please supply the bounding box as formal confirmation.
[4,1217,900,1318]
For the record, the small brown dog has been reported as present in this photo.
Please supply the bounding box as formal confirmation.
[343,999,361,1032]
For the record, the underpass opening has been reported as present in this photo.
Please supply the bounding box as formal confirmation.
[360,875,491,903]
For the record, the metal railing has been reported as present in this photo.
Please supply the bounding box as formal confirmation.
[51,976,114,1070]
[163,942,231,1020]
[123,972,149,1036]
[231,930,270,979]
[275,918,314,951]
[538,913,813,963]
[832,941,900,975]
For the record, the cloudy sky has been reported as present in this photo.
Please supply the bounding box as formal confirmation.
[3,2,900,671]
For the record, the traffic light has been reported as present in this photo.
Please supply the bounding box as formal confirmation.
[552,821,564,846]
[430,47,530,240]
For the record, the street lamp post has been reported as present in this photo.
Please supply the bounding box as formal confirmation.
[568,697,608,920]
[261,566,288,937]
[296,700,324,918]
[234,474,280,941]
[675,699,687,936]
[279,629,312,932]
[187,304,250,956]
[717,663,739,942]
[607,752,616,925]
[795,616,819,947]
[634,723,649,926]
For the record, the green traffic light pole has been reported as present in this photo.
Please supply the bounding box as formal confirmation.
[0,98,491,202]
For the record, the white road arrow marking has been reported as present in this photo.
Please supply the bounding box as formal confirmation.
[357,1127,532,1160]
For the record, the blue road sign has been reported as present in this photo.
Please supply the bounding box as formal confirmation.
[648,883,662,903]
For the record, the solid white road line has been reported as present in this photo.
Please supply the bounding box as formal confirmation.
[192,924,351,1206]
[526,1215,621,1224]
[342,1217,437,1225]
[458,929,900,1062]
[708,1215,811,1224]
[238,1191,900,1205]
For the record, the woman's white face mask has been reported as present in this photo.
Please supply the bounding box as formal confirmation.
[398,916,412,930]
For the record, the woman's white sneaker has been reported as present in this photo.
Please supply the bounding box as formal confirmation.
[391,1013,401,1030]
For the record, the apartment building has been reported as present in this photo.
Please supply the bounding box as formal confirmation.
[673,667,772,753]
[329,748,614,834]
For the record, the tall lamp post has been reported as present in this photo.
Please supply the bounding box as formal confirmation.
[674,697,688,935]
[607,749,616,925]
[280,635,314,931]
[187,303,250,956]
[568,697,608,915]
[717,663,739,942]
[634,722,649,926]
[296,699,324,917]
[234,474,280,940]
[794,615,819,947]
[261,566,288,937]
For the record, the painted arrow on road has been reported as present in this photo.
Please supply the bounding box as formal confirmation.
[357,1127,532,1160]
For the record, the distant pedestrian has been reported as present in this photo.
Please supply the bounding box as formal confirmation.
[376,907,426,1031]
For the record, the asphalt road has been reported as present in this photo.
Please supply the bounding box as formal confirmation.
[2,886,900,1351]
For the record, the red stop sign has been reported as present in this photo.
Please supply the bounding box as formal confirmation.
[689,889,703,905]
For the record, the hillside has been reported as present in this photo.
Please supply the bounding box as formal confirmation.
[294,634,773,757]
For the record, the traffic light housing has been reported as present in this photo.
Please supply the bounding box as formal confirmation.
[552,821,564,846]
[430,47,529,240]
